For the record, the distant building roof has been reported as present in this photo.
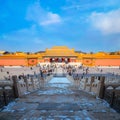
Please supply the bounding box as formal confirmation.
[0,51,6,54]
[44,46,77,57]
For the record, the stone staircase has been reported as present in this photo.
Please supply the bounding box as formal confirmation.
[0,77,120,120]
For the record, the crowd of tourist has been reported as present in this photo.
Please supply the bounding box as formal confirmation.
[0,63,120,82]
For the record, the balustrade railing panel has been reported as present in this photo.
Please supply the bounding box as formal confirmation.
[104,90,113,104]
[104,85,120,113]
[4,89,15,105]
[112,90,120,113]
[0,89,5,108]
[0,86,15,109]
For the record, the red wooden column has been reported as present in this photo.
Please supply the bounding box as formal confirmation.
[70,58,76,62]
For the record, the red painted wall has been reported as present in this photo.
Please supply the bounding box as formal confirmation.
[0,58,120,66]
[38,59,44,63]
[0,59,27,66]
[95,59,120,66]
[70,58,76,62]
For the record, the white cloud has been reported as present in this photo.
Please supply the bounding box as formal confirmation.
[40,12,61,26]
[26,1,62,26]
[1,25,37,42]
[89,9,120,34]
[63,0,120,11]
[0,25,48,51]
[34,38,44,44]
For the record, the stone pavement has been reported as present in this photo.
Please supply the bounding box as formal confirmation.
[0,77,120,120]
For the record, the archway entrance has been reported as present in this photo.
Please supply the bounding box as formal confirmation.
[50,57,70,63]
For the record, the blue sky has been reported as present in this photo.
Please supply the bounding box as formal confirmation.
[0,0,120,52]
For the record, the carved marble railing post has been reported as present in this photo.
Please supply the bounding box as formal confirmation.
[90,76,95,92]
[2,86,7,106]
[37,77,41,89]
[12,75,19,98]
[24,76,29,91]
[31,77,35,90]
[110,88,115,107]
[97,76,105,99]
[84,78,88,90]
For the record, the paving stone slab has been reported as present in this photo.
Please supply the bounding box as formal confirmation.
[37,103,82,111]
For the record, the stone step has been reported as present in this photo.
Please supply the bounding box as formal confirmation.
[37,103,81,111]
